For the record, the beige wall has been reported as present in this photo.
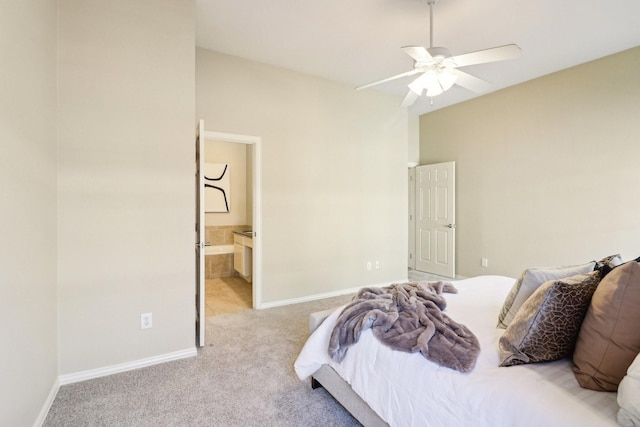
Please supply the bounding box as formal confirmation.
[205,140,250,226]
[0,1,58,425]
[57,0,195,374]
[419,47,640,278]
[197,49,409,304]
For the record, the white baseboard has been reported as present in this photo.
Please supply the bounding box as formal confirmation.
[259,278,406,309]
[58,347,197,386]
[34,377,60,427]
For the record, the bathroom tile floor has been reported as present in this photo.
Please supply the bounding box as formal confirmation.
[205,277,252,317]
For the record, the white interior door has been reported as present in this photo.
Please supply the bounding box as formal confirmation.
[408,167,416,269]
[415,161,455,278]
[195,120,206,347]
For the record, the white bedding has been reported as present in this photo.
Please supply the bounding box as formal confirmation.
[295,275,619,427]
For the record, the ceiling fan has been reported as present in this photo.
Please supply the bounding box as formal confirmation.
[356,0,522,107]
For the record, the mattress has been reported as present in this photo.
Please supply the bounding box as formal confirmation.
[295,275,619,427]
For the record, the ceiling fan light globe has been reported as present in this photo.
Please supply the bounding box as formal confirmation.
[408,83,423,96]
[408,70,435,95]
[426,85,444,97]
[422,70,439,87]
[438,69,457,91]
[408,75,425,95]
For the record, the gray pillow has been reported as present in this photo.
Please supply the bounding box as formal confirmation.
[498,271,601,367]
[497,261,595,328]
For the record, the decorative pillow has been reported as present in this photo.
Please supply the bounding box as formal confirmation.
[617,352,640,427]
[498,271,601,367]
[594,253,624,278]
[497,261,596,328]
[573,261,640,391]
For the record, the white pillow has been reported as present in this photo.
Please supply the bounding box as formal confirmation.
[497,261,596,328]
[618,352,640,427]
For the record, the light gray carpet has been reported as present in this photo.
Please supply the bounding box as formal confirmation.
[44,294,360,427]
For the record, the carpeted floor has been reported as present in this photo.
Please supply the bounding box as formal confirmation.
[44,294,360,427]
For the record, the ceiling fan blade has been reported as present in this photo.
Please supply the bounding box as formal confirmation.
[401,46,433,62]
[355,69,421,91]
[451,44,521,68]
[450,69,492,93]
[401,90,419,108]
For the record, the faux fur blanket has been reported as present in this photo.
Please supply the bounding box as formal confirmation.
[328,281,481,372]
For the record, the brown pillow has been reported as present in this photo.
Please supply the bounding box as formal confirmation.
[498,271,601,367]
[573,261,640,391]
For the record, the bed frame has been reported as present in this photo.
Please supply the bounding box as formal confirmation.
[308,309,388,427]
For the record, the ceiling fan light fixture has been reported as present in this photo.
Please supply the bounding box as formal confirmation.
[425,85,444,97]
[408,71,432,95]
[438,68,457,91]
[355,0,521,108]
[408,67,457,97]
[408,83,423,96]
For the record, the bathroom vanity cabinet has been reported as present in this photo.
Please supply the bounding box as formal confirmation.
[234,233,253,280]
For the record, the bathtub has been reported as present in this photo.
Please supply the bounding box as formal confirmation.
[204,245,236,279]
[205,244,234,255]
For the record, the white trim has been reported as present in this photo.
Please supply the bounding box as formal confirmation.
[34,377,60,427]
[202,130,263,309]
[259,279,406,309]
[253,139,262,308]
[58,348,197,385]
[203,130,260,145]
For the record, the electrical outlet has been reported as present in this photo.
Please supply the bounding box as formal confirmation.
[375,260,380,269]
[141,313,152,329]
[481,258,489,268]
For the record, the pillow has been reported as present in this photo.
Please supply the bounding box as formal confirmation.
[594,253,624,278]
[497,261,596,328]
[617,352,640,427]
[573,261,640,391]
[498,271,601,367]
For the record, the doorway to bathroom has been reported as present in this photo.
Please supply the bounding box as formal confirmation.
[196,121,262,347]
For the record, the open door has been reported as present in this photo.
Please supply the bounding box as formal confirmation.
[415,161,456,278]
[195,120,206,347]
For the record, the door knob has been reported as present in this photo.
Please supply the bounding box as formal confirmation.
[445,224,456,229]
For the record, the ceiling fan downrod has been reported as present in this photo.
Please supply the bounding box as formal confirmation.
[427,0,436,49]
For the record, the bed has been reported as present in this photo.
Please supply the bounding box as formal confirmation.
[294,274,625,427]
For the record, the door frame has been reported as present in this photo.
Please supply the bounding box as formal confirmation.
[202,130,262,309]
[196,121,206,347]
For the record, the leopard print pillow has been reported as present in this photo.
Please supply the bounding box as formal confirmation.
[496,262,596,329]
[498,270,601,367]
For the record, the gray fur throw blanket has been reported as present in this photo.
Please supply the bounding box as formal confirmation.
[328,281,481,372]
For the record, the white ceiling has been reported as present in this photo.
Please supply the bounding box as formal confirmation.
[196,0,640,116]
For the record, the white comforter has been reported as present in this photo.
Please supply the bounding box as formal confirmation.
[295,275,619,427]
